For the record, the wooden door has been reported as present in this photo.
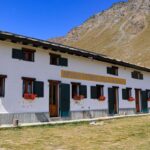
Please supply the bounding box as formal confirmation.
[49,81,59,117]
[135,89,141,113]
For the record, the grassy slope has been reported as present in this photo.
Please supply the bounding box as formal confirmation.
[0,116,150,150]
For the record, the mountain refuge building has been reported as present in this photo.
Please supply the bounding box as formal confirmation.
[0,31,149,125]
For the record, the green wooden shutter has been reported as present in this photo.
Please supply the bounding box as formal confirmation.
[33,81,44,97]
[79,85,87,98]
[91,86,97,99]
[59,83,70,117]
[59,58,68,66]
[12,49,23,59]
[139,74,143,80]
[141,91,148,113]
[108,88,115,115]
[107,67,112,74]
[122,89,127,100]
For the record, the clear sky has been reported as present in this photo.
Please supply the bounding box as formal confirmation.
[0,0,127,40]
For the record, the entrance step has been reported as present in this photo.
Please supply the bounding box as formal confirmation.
[50,117,62,121]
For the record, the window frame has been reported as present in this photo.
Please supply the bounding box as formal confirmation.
[96,85,104,98]
[22,77,36,96]
[22,48,35,62]
[107,66,118,76]
[49,53,61,66]
[71,82,80,98]
[131,71,143,80]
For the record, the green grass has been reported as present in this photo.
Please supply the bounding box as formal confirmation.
[0,116,150,150]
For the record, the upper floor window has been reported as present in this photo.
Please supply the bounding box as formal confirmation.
[107,66,118,76]
[131,71,143,80]
[12,48,35,62]
[0,75,7,97]
[22,48,35,62]
[50,53,68,67]
[50,53,60,65]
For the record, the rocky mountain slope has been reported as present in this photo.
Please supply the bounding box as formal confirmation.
[49,0,150,67]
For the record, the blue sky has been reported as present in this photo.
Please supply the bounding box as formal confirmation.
[0,0,127,39]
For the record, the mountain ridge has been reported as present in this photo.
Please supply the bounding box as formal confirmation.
[49,0,150,67]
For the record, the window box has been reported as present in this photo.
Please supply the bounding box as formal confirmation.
[128,97,135,102]
[73,95,84,101]
[147,98,150,102]
[24,93,37,100]
[98,96,106,101]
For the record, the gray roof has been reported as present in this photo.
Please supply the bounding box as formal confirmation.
[0,30,150,72]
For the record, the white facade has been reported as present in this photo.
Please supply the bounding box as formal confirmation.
[0,39,149,124]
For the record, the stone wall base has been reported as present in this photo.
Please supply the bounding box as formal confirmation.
[0,112,50,125]
[0,108,149,125]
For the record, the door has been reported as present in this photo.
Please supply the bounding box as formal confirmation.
[59,83,70,117]
[114,87,119,114]
[135,89,141,113]
[108,88,115,115]
[108,87,119,115]
[141,91,148,113]
[49,81,59,117]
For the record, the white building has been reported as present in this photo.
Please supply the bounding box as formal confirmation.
[0,31,149,125]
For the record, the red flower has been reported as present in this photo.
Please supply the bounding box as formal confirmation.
[147,98,150,101]
[98,96,106,101]
[128,97,135,101]
[24,93,37,100]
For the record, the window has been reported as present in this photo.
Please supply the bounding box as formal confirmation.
[0,75,7,97]
[12,48,35,62]
[107,66,118,76]
[71,82,87,99]
[22,48,35,62]
[146,90,150,99]
[131,71,143,80]
[91,85,104,99]
[22,77,35,95]
[50,53,60,65]
[22,77,44,97]
[122,88,132,100]
[50,53,68,67]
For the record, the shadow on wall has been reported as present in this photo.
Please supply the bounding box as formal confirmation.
[35,113,49,122]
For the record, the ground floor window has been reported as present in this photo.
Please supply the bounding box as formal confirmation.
[91,85,104,99]
[0,75,7,97]
[22,77,35,95]
[122,88,132,100]
[71,82,87,100]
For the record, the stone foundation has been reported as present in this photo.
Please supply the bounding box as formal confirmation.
[0,112,50,125]
[0,108,149,125]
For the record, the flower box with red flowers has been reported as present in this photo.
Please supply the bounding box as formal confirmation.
[128,97,135,102]
[73,95,85,101]
[24,93,37,100]
[147,98,150,101]
[98,96,106,101]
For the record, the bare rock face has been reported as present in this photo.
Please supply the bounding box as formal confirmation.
[49,0,150,67]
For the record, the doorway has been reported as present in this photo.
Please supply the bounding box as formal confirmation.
[108,87,119,115]
[135,89,141,113]
[49,80,60,117]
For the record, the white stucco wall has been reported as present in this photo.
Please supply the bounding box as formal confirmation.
[0,41,149,114]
